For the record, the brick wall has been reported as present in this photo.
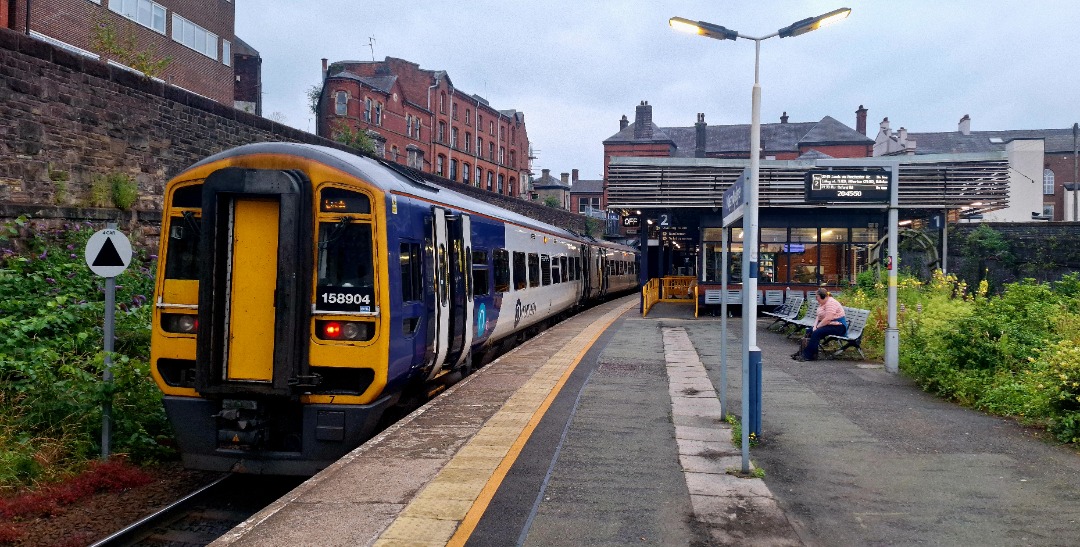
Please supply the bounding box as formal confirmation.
[0,27,589,236]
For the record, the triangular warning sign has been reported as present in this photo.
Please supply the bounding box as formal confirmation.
[92,237,126,267]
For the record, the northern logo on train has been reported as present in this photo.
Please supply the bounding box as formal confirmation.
[514,299,536,328]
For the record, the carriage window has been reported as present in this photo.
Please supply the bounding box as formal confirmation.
[574,257,581,280]
[473,250,489,296]
[513,251,527,290]
[549,255,560,284]
[560,256,568,282]
[320,187,371,214]
[493,248,510,292]
[400,242,423,302]
[164,214,202,280]
[541,255,552,285]
[528,253,540,288]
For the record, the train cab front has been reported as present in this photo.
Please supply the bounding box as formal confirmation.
[150,164,394,475]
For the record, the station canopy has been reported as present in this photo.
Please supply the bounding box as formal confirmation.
[606,153,1010,219]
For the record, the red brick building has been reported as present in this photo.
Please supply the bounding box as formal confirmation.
[603,101,874,188]
[317,57,530,198]
[3,0,257,110]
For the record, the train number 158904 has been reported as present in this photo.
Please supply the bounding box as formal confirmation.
[321,292,371,305]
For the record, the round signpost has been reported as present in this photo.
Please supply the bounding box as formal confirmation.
[85,225,132,458]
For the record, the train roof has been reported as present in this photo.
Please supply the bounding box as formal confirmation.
[182,142,636,253]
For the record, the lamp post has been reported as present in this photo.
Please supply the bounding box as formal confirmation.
[670,8,850,473]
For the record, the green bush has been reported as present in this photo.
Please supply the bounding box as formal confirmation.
[0,219,169,488]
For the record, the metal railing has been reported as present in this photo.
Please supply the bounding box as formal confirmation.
[642,278,661,317]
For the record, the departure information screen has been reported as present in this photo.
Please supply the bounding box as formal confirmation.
[804,169,890,203]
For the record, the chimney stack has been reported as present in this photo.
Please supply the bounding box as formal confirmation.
[572,169,579,183]
[541,168,550,179]
[780,112,789,124]
[560,172,569,185]
[633,101,653,139]
[856,105,868,135]
[619,115,629,131]
[880,117,890,134]
[959,114,971,135]
[321,58,328,79]
[695,113,707,158]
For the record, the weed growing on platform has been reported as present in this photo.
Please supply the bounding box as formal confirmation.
[726,413,759,449]
[0,217,171,490]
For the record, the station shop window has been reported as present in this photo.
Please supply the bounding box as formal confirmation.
[701,226,878,285]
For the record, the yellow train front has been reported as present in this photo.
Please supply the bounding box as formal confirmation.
[150,142,640,475]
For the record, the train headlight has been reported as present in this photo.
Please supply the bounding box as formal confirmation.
[161,313,198,334]
[316,320,373,341]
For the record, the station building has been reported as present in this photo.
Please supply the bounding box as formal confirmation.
[602,101,1030,301]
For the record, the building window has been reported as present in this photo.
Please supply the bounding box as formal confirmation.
[222,39,231,66]
[1044,168,1055,195]
[390,145,399,162]
[334,91,347,116]
[489,142,495,161]
[499,147,505,164]
[406,115,413,137]
[511,127,515,144]
[111,0,166,34]
[486,172,493,191]
[451,127,458,149]
[462,163,470,184]
[509,150,515,168]
[490,121,494,135]
[452,102,458,120]
[414,119,421,140]
[364,98,371,122]
[1043,204,1054,218]
[438,122,446,143]
[465,132,472,153]
[475,167,483,188]
[465,109,471,125]
[440,92,446,114]
[408,148,423,170]
[450,159,458,181]
[509,177,516,196]
[477,114,483,129]
[375,103,383,126]
[172,14,217,59]
[477,137,483,156]
[436,155,445,177]
[498,174,505,194]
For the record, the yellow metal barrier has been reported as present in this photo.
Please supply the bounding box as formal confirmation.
[660,276,696,301]
[642,278,660,317]
[694,285,699,317]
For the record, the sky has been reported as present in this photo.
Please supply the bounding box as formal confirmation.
[236,1,1080,182]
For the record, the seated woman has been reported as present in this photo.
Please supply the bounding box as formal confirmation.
[795,288,847,361]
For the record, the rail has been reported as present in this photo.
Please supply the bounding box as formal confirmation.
[642,278,660,317]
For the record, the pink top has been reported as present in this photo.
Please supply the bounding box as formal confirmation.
[815,296,845,329]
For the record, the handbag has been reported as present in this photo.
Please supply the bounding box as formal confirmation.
[837,315,849,332]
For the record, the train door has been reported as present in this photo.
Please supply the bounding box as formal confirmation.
[194,168,311,395]
[427,208,473,379]
[599,250,609,298]
[580,245,593,303]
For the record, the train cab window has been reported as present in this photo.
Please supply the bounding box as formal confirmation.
[493,248,510,292]
[560,256,568,282]
[400,243,423,302]
[473,250,489,296]
[317,221,374,295]
[513,251,527,290]
[528,253,540,288]
[540,255,552,286]
[164,212,201,280]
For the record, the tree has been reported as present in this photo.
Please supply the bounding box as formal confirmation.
[332,122,375,155]
[542,195,561,209]
[89,18,172,78]
[306,85,323,115]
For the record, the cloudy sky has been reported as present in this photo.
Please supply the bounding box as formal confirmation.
[236,1,1079,181]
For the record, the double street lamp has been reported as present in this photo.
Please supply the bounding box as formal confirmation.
[670,8,850,473]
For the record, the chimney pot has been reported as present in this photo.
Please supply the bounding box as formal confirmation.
[321,58,328,79]
[620,114,629,131]
[780,111,789,124]
[959,114,971,135]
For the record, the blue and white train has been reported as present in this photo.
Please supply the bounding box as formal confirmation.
[150,142,638,474]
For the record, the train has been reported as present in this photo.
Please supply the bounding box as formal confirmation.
[149,142,639,475]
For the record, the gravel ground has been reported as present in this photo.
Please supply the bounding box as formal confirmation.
[4,462,218,547]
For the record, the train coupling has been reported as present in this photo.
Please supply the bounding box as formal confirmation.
[215,399,268,449]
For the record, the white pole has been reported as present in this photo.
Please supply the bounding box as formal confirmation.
[885,166,900,373]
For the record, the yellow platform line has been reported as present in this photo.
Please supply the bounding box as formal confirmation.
[373,300,633,547]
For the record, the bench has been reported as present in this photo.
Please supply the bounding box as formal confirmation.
[782,298,819,336]
[763,295,804,331]
[821,306,871,359]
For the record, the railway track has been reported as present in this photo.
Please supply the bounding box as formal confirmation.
[90,473,305,546]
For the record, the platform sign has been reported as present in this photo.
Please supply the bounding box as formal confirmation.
[805,169,890,203]
[621,215,639,228]
[722,169,748,227]
[84,229,132,278]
